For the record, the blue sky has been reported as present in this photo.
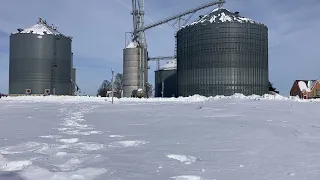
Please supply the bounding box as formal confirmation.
[0,0,319,95]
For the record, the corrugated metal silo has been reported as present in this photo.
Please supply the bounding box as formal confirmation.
[177,8,269,97]
[155,60,177,97]
[71,68,76,95]
[9,18,73,95]
[123,41,148,97]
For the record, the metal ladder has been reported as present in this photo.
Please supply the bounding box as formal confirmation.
[51,37,57,95]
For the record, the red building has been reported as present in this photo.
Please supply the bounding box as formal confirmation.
[290,80,320,99]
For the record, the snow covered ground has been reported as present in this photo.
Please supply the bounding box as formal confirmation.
[1,94,320,180]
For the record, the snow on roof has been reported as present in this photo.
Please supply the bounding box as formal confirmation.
[183,8,261,28]
[159,59,176,70]
[298,81,312,92]
[125,41,138,49]
[13,18,64,36]
[297,80,318,92]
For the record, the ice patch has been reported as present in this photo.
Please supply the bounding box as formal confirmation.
[33,143,70,155]
[60,111,94,130]
[109,135,124,138]
[33,144,50,154]
[87,130,101,134]
[76,143,105,151]
[59,138,79,144]
[39,135,62,139]
[58,128,69,131]
[0,159,32,171]
[167,154,198,165]
[61,120,88,129]
[288,172,295,176]
[203,114,244,118]
[61,130,102,136]
[56,152,68,157]
[171,175,204,180]
[128,123,148,126]
[0,142,45,155]
[108,140,148,148]
[45,157,83,172]
[63,158,81,167]
[20,166,108,180]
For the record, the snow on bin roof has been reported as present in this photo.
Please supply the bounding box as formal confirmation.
[125,41,138,49]
[159,59,177,70]
[12,18,66,36]
[183,8,262,28]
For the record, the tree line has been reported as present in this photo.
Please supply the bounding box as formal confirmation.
[97,73,153,97]
[97,73,123,97]
[97,74,277,97]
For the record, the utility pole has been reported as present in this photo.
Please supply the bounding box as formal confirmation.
[111,69,114,104]
[162,81,164,98]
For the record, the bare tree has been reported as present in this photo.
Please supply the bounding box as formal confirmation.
[97,80,112,97]
[97,73,123,97]
[146,82,153,98]
[97,73,153,98]
[114,73,123,92]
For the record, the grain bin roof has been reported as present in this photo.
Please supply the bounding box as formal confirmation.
[183,8,262,28]
[12,18,68,36]
[126,41,138,49]
[159,59,177,71]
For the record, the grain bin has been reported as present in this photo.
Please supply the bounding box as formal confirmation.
[155,60,177,97]
[177,8,269,97]
[9,18,73,95]
[71,68,76,95]
[122,41,148,97]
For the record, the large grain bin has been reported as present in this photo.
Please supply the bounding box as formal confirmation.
[177,8,269,97]
[9,18,73,95]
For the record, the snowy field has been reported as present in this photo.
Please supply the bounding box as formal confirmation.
[1,94,320,180]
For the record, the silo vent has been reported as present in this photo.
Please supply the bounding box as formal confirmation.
[17,28,23,32]
[38,17,43,24]
[51,24,57,30]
